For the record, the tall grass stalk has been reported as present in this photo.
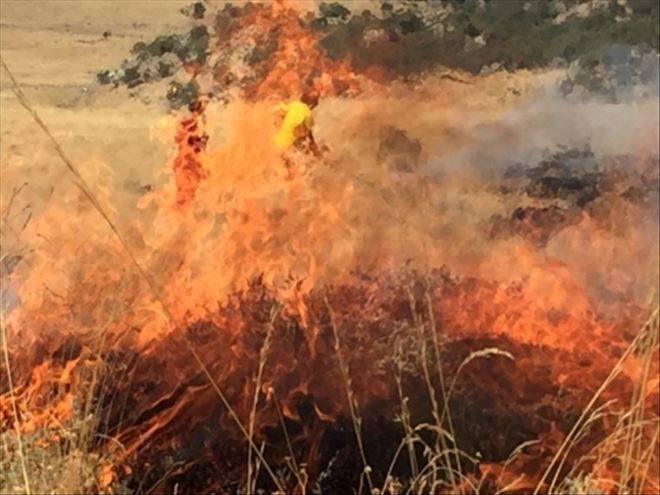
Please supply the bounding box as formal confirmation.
[246,306,279,494]
[325,294,374,494]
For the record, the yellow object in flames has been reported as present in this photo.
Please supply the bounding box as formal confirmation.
[274,100,313,150]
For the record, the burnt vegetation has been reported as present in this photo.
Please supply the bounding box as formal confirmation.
[93,273,642,493]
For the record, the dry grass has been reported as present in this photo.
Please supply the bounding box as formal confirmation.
[0,313,121,495]
[1,420,110,495]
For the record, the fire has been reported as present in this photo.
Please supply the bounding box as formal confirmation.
[1,2,658,493]
[212,1,361,101]
[172,98,209,207]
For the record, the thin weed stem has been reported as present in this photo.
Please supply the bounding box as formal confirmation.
[247,306,279,493]
[324,294,374,494]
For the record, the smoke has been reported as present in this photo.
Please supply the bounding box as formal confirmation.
[304,63,659,313]
[5,62,658,342]
[407,64,660,310]
[429,76,660,179]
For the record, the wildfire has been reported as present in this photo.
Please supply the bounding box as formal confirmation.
[212,0,361,101]
[1,2,658,494]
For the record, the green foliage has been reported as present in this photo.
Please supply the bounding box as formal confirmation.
[132,26,209,65]
[319,2,352,20]
[314,0,660,75]
[98,26,209,92]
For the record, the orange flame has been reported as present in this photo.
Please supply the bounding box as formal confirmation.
[1,3,657,491]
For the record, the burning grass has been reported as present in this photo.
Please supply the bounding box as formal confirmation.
[2,277,657,493]
[1,1,659,494]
